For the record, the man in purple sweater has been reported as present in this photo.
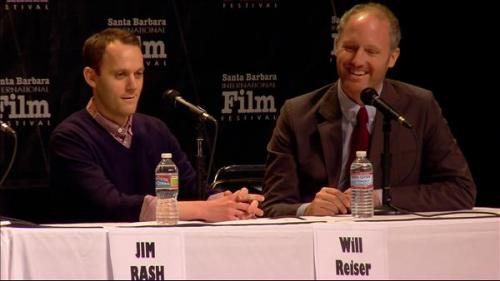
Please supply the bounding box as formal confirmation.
[50,28,263,223]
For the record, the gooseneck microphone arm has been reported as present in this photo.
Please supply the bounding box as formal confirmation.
[163,89,217,123]
[361,88,412,129]
[163,89,218,199]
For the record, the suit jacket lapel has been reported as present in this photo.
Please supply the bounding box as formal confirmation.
[318,84,343,187]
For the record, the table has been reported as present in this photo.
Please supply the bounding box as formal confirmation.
[1,208,499,279]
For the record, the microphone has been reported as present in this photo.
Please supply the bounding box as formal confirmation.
[163,89,217,123]
[0,121,16,135]
[360,88,412,129]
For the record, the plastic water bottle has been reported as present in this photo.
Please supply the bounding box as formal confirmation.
[155,153,179,225]
[350,151,374,218]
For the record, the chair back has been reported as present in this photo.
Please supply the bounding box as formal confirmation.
[210,164,265,194]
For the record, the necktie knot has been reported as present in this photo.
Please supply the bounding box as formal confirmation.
[356,106,368,126]
[351,106,369,154]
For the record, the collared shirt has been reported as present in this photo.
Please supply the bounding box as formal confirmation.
[86,98,134,149]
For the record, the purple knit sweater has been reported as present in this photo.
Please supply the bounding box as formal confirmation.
[49,109,197,222]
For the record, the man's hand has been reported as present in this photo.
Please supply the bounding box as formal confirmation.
[209,188,265,219]
[233,187,265,219]
[305,187,350,216]
[200,188,264,222]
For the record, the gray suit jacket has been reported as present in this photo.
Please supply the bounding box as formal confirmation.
[262,80,476,217]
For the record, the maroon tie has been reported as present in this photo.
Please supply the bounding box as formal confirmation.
[346,107,370,185]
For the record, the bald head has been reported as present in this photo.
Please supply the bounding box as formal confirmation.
[336,3,401,50]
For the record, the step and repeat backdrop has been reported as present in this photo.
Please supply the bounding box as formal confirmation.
[1,0,498,221]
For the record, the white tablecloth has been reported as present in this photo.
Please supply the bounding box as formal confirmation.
[1,209,499,280]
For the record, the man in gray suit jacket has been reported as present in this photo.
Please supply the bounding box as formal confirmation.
[262,3,476,217]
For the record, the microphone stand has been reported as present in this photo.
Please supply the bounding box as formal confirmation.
[195,122,208,200]
[375,115,400,215]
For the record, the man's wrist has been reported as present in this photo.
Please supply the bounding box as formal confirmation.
[139,195,156,222]
[297,203,311,216]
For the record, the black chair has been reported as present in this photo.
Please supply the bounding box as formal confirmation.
[209,164,265,195]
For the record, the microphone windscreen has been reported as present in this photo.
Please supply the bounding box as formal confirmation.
[0,121,15,135]
[360,88,377,105]
[163,89,181,101]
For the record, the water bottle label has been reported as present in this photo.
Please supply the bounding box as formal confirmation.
[155,174,178,190]
[170,176,178,188]
[351,172,373,188]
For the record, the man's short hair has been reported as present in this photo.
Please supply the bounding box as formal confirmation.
[82,28,141,74]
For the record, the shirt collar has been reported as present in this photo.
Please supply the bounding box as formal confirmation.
[86,98,134,148]
[337,81,379,125]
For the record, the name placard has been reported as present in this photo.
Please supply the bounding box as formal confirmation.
[313,224,388,280]
[108,228,185,280]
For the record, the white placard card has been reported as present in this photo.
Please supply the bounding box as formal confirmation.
[313,224,388,280]
[108,228,186,280]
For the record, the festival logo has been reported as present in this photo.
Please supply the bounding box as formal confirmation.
[0,76,51,127]
[220,72,278,122]
[3,0,49,11]
[222,0,279,9]
[107,17,168,67]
